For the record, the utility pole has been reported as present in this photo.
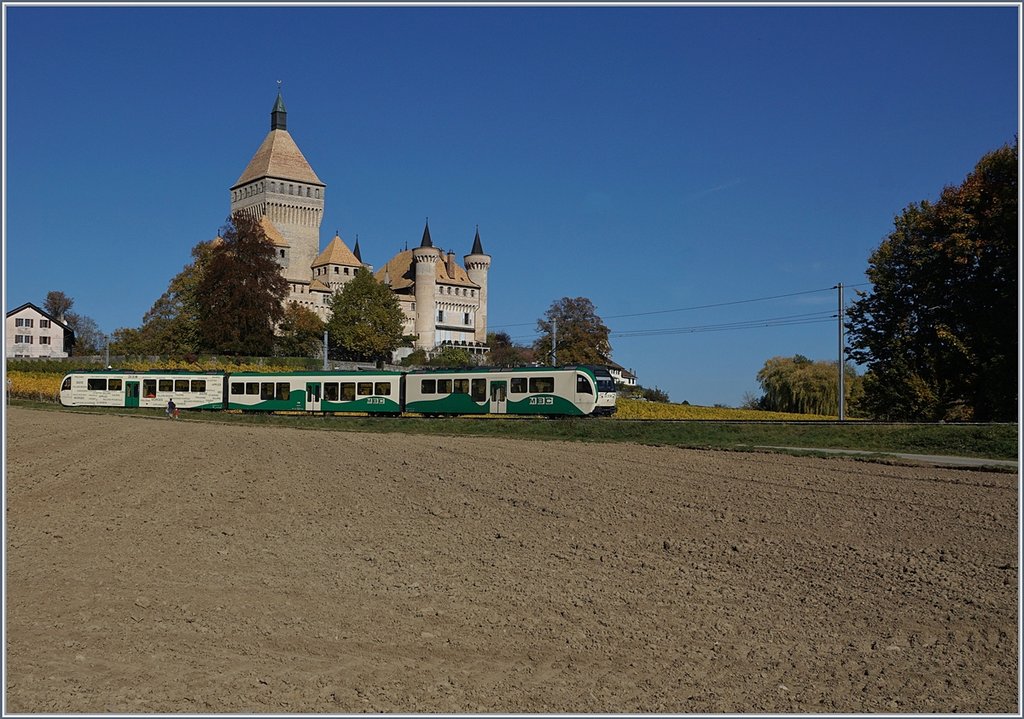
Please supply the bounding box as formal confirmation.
[322,330,329,370]
[837,282,845,422]
[551,317,557,366]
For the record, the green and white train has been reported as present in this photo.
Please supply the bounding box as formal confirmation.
[59,365,617,417]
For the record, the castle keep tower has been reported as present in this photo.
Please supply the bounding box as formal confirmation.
[230,92,325,283]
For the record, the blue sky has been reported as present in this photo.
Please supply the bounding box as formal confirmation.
[4,3,1019,406]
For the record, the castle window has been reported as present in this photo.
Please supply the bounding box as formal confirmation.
[464,312,470,325]
[40,319,50,328]
[39,336,51,345]
[289,184,294,195]
[281,249,286,258]
[315,188,320,199]
[270,182,276,192]
[334,267,339,274]
[437,309,444,322]
[306,187,311,197]
[471,290,475,297]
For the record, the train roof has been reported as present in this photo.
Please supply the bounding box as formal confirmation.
[405,365,612,375]
[63,369,226,375]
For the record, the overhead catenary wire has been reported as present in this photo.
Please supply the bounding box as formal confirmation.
[489,283,869,331]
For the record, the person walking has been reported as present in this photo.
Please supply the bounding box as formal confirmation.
[166,398,179,419]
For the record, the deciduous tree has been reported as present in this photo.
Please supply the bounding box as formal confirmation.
[43,291,74,321]
[276,302,326,357]
[486,331,533,367]
[326,267,405,363]
[534,297,611,366]
[197,213,289,356]
[846,141,1017,421]
[755,355,861,416]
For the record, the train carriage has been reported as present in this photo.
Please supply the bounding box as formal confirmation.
[59,370,226,409]
[404,365,617,417]
[226,371,403,414]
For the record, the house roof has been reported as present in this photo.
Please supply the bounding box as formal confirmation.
[309,279,331,292]
[312,234,361,268]
[6,302,74,332]
[233,129,324,188]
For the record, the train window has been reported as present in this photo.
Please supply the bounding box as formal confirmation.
[471,378,486,402]
[421,379,436,394]
[529,377,554,393]
[61,377,72,391]
[375,382,391,396]
[576,375,593,395]
[453,379,469,394]
[276,383,290,401]
[144,379,157,397]
[324,383,339,401]
[159,379,173,393]
[438,379,452,394]
[510,378,527,394]
[191,380,206,393]
[340,383,356,401]
[231,382,245,395]
[246,382,259,395]
[87,378,106,391]
[261,383,275,400]
[108,379,123,391]
[175,379,190,393]
[357,382,373,396]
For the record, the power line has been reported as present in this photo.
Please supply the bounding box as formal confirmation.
[489,282,869,330]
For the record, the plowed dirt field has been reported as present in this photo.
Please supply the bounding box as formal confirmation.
[5,407,1018,713]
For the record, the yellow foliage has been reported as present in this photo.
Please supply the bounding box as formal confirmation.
[613,398,836,421]
[7,371,63,402]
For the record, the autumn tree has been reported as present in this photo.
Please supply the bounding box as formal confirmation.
[276,302,326,357]
[428,346,474,368]
[43,290,74,320]
[326,267,405,363]
[754,355,861,416]
[846,141,1018,421]
[196,213,289,356]
[533,297,611,366]
[486,331,533,367]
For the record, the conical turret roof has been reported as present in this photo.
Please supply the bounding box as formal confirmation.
[469,226,485,255]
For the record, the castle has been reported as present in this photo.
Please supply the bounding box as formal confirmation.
[228,91,491,358]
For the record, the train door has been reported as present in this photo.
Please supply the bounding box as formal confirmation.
[489,380,507,414]
[306,382,322,412]
[575,372,595,413]
[125,381,140,408]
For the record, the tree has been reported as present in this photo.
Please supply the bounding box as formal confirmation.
[196,213,289,356]
[43,291,74,320]
[65,312,104,356]
[276,302,326,357]
[326,267,405,363]
[846,141,1017,421]
[534,297,611,366]
[754,355,861,416]
[428,346,473,368]
[486,331,533,367]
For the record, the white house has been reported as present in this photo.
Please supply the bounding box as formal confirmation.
[5,303,75,358]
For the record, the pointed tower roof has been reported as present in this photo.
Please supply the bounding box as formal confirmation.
[271,91,287,131]
[353,235,362,263]
[470,226,485,255]
[419,220,433,248]
[312,234,361,268]
[259,216,288,247]
[233,91,323,188]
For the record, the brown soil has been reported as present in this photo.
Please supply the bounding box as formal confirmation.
[5,407,1018,713]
